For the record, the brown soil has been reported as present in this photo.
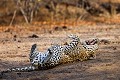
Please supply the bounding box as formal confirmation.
[0,24,120,80]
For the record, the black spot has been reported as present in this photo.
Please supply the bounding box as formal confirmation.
[45,5,51,9]
[35,58,38,60]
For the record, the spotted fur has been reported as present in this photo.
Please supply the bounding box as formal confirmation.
[64,37,99,61]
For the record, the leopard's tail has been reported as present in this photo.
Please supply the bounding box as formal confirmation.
[1,65,36,74]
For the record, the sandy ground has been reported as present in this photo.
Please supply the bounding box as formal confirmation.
[0,24,120,80]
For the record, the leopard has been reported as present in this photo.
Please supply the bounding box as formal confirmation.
[0,34,99,74]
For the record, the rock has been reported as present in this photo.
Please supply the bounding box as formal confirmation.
[18,40,21,43]
[113,47,117,50]
[28,34,39,38]
[62,26,67,29]
[54,26,62,31]
[13,35,17,38]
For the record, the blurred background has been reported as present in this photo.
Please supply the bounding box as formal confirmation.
[0,0,120,26]
[0,0,120,80]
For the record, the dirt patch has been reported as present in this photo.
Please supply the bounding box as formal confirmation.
[0,24,120,80]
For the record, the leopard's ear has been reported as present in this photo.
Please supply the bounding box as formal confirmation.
[31,44,37,53]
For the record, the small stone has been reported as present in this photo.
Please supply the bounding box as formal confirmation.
[13,35,17,38]
[18,40,21,43]
[62,26,67,29]
[28,34,39,38]
[113,47,117,50]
